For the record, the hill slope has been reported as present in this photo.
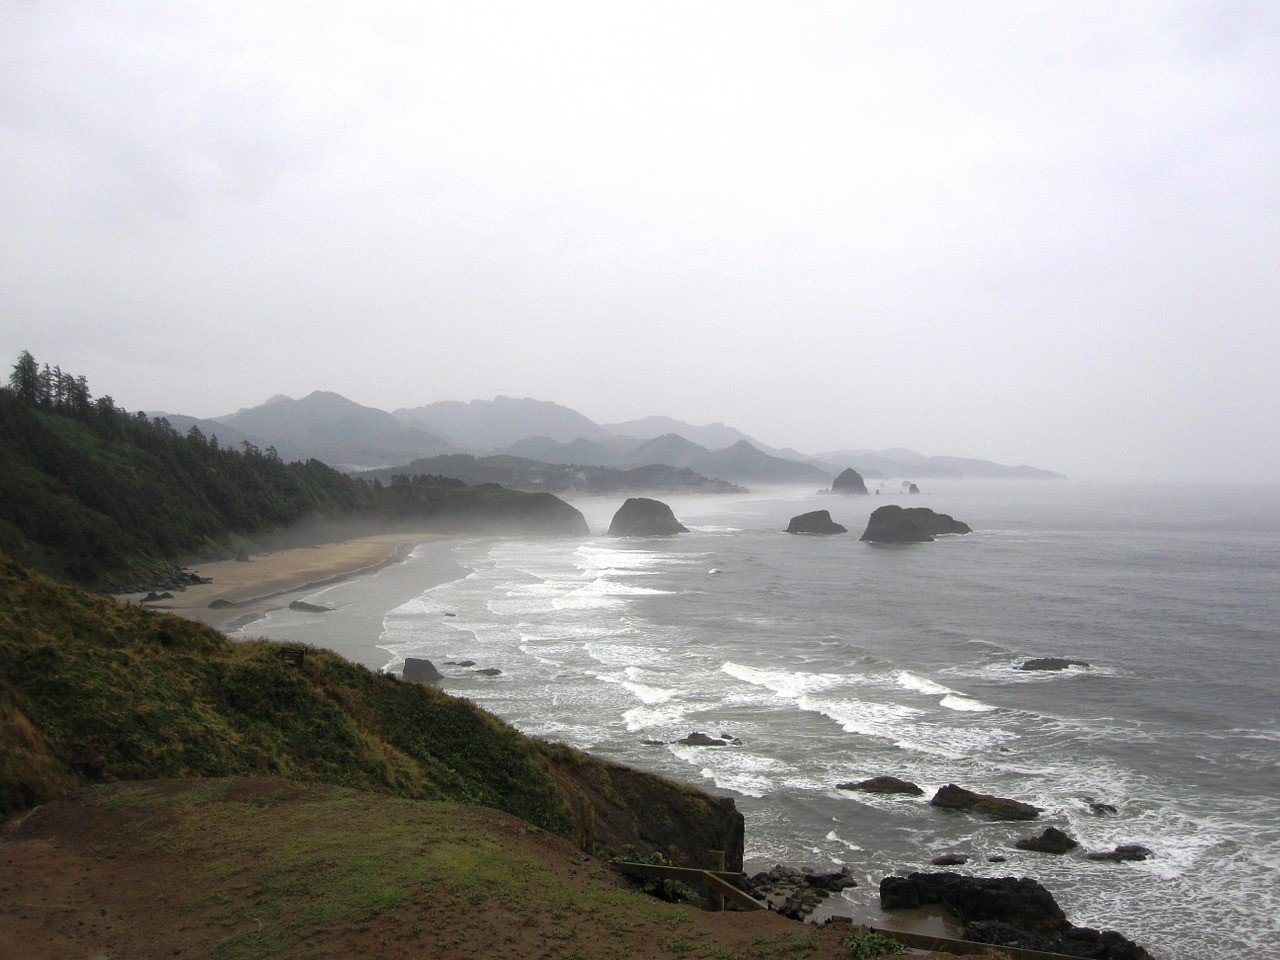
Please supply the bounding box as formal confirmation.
[364,454,744,496]
[0,557,742,868]
[395,396,611,447]
[0,778,855,960]
[218,391,452,467]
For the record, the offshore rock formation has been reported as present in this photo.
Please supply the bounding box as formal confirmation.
[402,658,444,684]
[880,872,1153,960]
[1018,657,1089,672]
[838,776,924,796]
[831,467,869,495]
[860,505,971,543]
[608,497,688,536]
[785,510,847,535]
[1016,827,1080,854]
[930,784,1041,821]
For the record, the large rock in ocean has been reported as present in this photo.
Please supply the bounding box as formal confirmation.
[786,510,847,535]
[880,872,1153,959]
[1016,827,1080,854]
[861,505,971,543]
[402,658,443,684]
[930,783,1041,820]
[838,775,924,796]
[607,497,688,536]
[832,467,869,495]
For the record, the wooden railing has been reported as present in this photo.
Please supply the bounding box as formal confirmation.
[610,858,767,912]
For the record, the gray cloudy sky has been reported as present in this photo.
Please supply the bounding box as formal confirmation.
[2,2,1277,479]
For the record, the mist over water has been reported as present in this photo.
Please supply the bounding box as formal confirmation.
[273,481,1278,960]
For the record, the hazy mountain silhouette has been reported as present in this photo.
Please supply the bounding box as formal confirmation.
[394,397,610,447]
[217,392,451,467]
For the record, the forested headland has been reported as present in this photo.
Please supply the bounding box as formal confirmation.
[0,352,587,590]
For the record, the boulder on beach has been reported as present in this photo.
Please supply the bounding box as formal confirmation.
[288,600,332,613]
[930,784,1041,821]
[838,775,924,796]
[1086,844,1153,863]
[608,497,689,536]
[861,505,971,543]
[832,467,869,495]
[744,865,855,920]
[208,598,239,609]
[880,872,1153,960]
[1016,827,1079,854]
[785,510,847,535]
[1018,657,1089,672]
[402,658,443,684]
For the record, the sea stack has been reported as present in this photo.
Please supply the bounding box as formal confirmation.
[786,510,847,535]
[831,467,869,495]
[402,658,443,684]
[608,497,689,536]
[861,505,971,543]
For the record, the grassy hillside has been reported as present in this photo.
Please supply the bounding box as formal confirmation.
[0,353,586,589]
[0,558,741,867]
[0,778,867,960]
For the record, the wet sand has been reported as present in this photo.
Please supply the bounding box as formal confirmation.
[116,533,442,631]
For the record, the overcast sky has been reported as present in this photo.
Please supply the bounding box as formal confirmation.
[2,3,1277,479]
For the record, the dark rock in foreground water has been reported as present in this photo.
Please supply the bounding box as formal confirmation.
[1018,657,1089,671]
[930,784,1041,820]
[288,600,332,613]
[931,853,969,866]
[676,732,729,747]
[831,467,869,495]
[880,872,1152,960]
[608,497,689,536]
[402,657,443,684]
[838,775,924,796]
[472,667,502,676]
[860,505,971,543]
[1016,827,1079,854]
[786,510,847,535]
[1086,844,1154,863]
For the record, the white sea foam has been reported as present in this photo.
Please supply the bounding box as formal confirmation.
[939,694,997,712]
[892,671,955,696]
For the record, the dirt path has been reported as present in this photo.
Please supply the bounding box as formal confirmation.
[0,778,912,960]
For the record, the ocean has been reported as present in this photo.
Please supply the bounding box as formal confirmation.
[236,481,1280,960]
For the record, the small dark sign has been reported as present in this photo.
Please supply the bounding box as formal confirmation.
[279,647,305,667]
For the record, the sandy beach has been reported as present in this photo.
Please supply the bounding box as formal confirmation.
[116,533,442,631]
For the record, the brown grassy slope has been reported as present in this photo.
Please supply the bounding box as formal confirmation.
[0,777,864,960]
[0,556,742,866]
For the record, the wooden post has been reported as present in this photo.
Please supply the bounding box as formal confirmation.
[708,850,725,911]
[578,797,595,855]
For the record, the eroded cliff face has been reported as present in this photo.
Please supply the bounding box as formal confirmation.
[540,743,745,871]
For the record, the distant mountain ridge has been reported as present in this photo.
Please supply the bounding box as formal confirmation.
[217,391,450,468]
[184,391,1061,479]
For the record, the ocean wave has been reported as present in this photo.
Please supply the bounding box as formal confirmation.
[939,694,997,712]
[892,670,956,696]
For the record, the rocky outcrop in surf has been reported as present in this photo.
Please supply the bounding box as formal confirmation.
[288,600,332,613]
[402,658,443,684]
[607,497,689,536]
[837,776,924,796]
[860,505,971,543]
[929,784,1041,820]
[785,510,847,535]
[1016,827,1079,854]
[831,467,869,495]
[880,872,1153,960]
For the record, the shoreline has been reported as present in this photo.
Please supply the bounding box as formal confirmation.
[115,532,441,632]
